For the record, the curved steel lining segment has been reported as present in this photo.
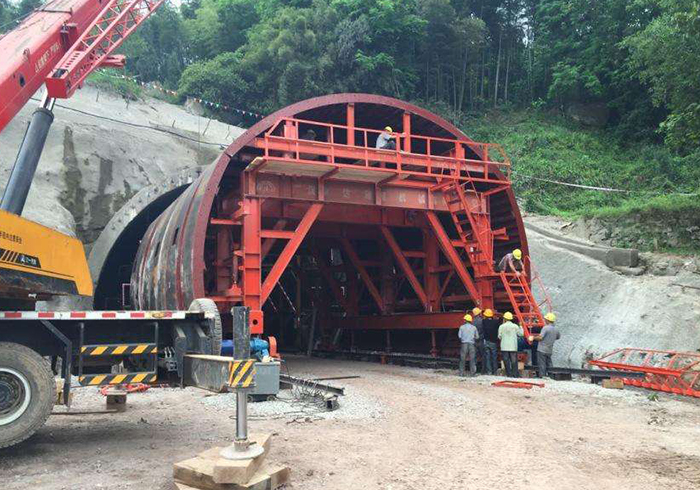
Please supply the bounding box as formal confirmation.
[89,167,203,309]
[133,93,527,310]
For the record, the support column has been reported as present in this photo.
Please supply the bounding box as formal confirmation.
[241,196,262,333]
[347,103,355,146]
[424,230,440,312]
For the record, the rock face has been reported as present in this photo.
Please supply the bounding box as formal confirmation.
[0,85,244,251]
[528,221,700,367]
[570,213,700,254]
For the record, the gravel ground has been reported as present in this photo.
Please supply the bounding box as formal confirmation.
[2,356,700,490]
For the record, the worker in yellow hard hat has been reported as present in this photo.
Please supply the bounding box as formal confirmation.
[481,308,499,374]
[533,312,561,378]
[497,248,525,277]
[376,125,396,150]
[458,312,479,377]
[498,311,523,377]
[471,307,486,374]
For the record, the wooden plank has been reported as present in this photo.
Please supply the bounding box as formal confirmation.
[172,434,271,489]
[175,466,290,490]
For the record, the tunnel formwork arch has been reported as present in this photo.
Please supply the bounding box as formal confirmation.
[131,94,541,353]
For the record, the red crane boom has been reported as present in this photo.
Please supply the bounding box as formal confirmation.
[0,0,162,215]
[0,0,162,133]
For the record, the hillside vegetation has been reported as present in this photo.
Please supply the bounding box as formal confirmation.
[465,110,700,218]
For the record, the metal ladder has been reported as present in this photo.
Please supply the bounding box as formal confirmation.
[442,179,493,270]
[499,258,549,339]
[77,322,159,386]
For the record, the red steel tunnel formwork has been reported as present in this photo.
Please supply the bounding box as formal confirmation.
[131,94,548,355]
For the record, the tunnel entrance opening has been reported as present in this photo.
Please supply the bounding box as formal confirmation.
[93,187,188,310]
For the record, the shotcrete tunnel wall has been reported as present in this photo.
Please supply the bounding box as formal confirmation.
[129,94,531,354]
[88,168,204,309]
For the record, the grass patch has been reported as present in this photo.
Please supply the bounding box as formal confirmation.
[461,109,700,219]
[86,71,142,100]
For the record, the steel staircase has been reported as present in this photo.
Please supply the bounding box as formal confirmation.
[443,179,493,269]
[443,178,550,340]
[499,270,545,338]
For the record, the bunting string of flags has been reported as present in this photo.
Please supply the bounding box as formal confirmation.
[96,70,265,120]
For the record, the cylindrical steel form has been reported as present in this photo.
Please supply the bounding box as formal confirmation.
[0,105,54,215]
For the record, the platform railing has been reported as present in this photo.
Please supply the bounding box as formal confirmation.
[260,117,511,184]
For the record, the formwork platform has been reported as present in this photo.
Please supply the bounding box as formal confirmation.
[130,94,550,355]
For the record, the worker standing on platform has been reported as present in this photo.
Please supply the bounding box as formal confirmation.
[458,314,479,377]
[376,126,396,150]
[471,307,486,374]
[498,312,523,377]
[534,312,560,378]
[482,309,499,375]
[498,249,524,276]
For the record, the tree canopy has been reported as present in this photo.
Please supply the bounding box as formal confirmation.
[2,0,699,154]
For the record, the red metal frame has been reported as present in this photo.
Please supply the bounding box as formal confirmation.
[132,94,543,356]
[46,0,164,98]
[589,348,700,398]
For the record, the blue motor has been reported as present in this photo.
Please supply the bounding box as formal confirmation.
[220,338,270,360]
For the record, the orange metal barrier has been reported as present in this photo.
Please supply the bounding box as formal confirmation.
[589,348,700,398]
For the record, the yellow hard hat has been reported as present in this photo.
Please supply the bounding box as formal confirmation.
[544,312,556,323]
[503,312,514,321]
[472,307,482,316]
[483,309,494,318]
[513,249,522,260]
[384,126,393,132]
[463,314,473,322]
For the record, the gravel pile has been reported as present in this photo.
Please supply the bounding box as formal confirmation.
[200,388,385,421]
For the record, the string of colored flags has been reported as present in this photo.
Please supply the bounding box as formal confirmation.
[96,71,265,120]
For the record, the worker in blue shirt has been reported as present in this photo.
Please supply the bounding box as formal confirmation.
[458,313,479,377]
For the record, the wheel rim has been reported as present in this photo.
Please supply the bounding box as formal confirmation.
[0,368,31,426]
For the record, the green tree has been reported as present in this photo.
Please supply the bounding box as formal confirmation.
[625,0,700,151]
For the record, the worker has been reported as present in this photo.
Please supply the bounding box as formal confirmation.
[471,307,486,374]
[497,248,524,276]
[300,128,320,160]
[458,313,479,377]
[498,312,523,377]
[481,309,499,375]
[533,312,561,378]
[376,126,396,150]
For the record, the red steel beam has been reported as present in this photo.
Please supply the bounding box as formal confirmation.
[424,211,481,304]
[379,226,429,311]
[261,203,323,304]
[46,0,164,98]
[340,238,385,313]
[311,245,350,313]
[336,312,464,330]
[261,219,288,260]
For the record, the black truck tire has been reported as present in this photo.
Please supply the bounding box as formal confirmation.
[0,342,55,449]
[188,298,223,355]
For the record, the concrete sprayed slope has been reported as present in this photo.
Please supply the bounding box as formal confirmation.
[0,86,244,248]
[528,222,700,366]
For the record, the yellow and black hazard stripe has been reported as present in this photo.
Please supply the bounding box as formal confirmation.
[81,344,157,356]
[79,372,158,386]
[228,359,256,389]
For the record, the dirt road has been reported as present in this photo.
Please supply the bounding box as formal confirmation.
[1,356,699,490]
